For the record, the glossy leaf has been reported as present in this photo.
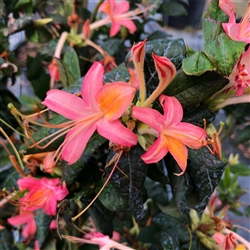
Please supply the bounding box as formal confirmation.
[204,33,245,76]
[105,146,148,221]
[63,46,81,81]
[230,163,250,176]
[187,147,226,213]
[95,180,127,212]
[0,228,18,250]
[81,196,113,237]
[34,209,52,248]
[164,70,228,108]
[182,51,216,76]
[55,58,75,88]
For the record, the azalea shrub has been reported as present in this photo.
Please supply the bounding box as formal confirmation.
[0,0,250,249]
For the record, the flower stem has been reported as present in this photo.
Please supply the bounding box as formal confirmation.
[215,94,250,109]
[54,31,69,59]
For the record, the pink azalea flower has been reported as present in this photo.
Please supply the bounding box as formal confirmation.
[98,0,137,37]
[8,209,36,239]
[42,62,137,165]
[132,95,207,175]
[18,177,69,215]
[219,0,250,43]
[232,47,250,96]
[213,232,238,250]
[63,231,134,250]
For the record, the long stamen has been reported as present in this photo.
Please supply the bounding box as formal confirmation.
[0,128,25,172]
[72,150,123,221]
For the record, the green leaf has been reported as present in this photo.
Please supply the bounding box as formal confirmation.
[63,46,81,81]
[159,2,188,17]
[61,133,107,186]
[234,125,250,144]
[164,70,228,108]
[26,26,52,43]
[81,196,113,237]
[33,18,53,27]
[182,51,216,76]
[56,58,75,88]
[0,228,18,250]
[34,209,52,248]
[204,33,245,76]
[230,163,250,176]
[95,180,127,211]
[101,39,124,56]
[105,146,148,221]
[244,205,250,217]
[202,0,229,43]
[147,30,172,41]
[188,147,226,213]
[15,0,30,8]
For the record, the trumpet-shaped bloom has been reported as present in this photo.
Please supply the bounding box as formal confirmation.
[18,177,69,215]
[219,0,250,43]
[98,0,137,36]
[132,95,207,175]
[42,62,137,165]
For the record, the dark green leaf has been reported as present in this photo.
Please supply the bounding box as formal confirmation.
[234,125,250,144]
[63,46,81,81]
[34,209,52,248]
[62,133,107,186]
[159,2,188,17]
[1,169,19,191]
[81,196,113,237]
[56,58,75,88]
[147,30,172,41]
[164,70,228,108]
[138,225,159,244]
[204,33,245,76]
[144,178,169,206]
[25,26,52,43]
[187,147,226,213]
[165,154,194,214]
[230,163,250,176]
[147,162,169,184]
[157,231,180,250]
[0,228,18,250]
[103,63,130,83]
[101,39,124,56]
[182,51,216,76]
[95,180,127,211]
[105,146,148,221]
[244,205,250,217]
[182,107,215,127]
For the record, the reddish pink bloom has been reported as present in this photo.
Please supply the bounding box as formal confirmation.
[132,95,207,175]
[42,62,137,165]
[232,47,250,96]
[98,0,137,36]
[8,209,36,239]
[219,0,250,43]
[18,177,69,215]
[222,233,238,250]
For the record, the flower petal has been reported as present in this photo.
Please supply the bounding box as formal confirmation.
[81,62,104,109]
[141,134,169,164]
[115,1,130,15]
[132,106,166,132]
[159,95,183,125]
[167,136,188,176]
[165,123,207,149]
[114,19,137,34]
[109,22,119,36]
[42,89,89,120]
[97,118,137,146]
[17,177,42,191]
[61,123,97,165]
[96,82,136,120]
